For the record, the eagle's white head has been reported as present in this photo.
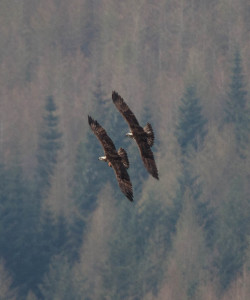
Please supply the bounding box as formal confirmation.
[125,132,133,138]
[98,156,107,161]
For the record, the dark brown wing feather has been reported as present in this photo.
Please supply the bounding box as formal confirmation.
[112,160,133,202]
[112,91,140,131]
[88,115,133,201]
[118,147,129,169]
[137,139,159,180]
[88,115,117,156]
[111,92,159,180]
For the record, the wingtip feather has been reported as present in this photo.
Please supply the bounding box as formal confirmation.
[154,173,159,180]
[151,167,159,180]
[127,193,134,202]
[112,90,119,103]
[88,115,93,125]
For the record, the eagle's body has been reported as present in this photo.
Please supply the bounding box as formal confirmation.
[112,91,159,180]
[88,115,133,201]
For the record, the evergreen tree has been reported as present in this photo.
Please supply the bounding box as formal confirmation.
[70,82,111,257]
[214,176,250,290]
[36,210,58,281]
[0,164,38,299]
[39,255,84,300]
[175,85,207,155]
[54,214,70,255]
[103,193,178,299]
[26,210,70,298]
[67,215,85,262]
[167,189,210,300]
[36,96,62,198]
[24,209,70,299]
[0,156,68,299]
[225,49,250,153]
[72,132,106,216]
[177,156,216,248]
[72,82,129,215]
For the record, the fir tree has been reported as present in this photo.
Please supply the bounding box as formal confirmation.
[36,96,62,198]
[0,96,64,299]
[103,194,177,299]
[39,254,84,300]
[0,164,39,299]
[214,176,250,290]
[225,50,250,153]
[72,132,106,216]
[175,85,207,155]
[70,82,110,255]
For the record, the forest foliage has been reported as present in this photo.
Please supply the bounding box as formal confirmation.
[0,0,250,299]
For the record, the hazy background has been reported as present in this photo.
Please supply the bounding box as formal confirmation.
[0,0,249,299]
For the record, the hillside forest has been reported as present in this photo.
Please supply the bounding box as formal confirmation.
[0,0,250,299]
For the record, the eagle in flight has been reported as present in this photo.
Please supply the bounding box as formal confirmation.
[88,115,133,202]
[112,91,159,180]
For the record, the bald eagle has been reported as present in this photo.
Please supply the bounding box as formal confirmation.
[88,115,133,202]
[112,91,159,180]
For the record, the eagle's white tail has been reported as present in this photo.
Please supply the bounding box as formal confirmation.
[144,123,154,147]
[118,148,129,169]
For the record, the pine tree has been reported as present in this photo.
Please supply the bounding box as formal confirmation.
[214,176,250,290]
[225,49,250,153]
[175,85,207,155]
[0,164,39,299]
[103,193,177,299]
[36,96,62,197]
[72,132,106,216]
[72,82,129,216]
[70,82,110,256]
[177,153,216,248]
[39,254,84,300]
[0,96,63,299]
[166,189,210,300]
[18,209,70,299]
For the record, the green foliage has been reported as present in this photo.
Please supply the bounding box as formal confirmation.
[69,133,104,261]
[175,85,207,155]
[177,157,216,249]
[73,82,130,215]
[194,197,216,249]
[66,215,85,262]
[72,133,106,214]
[70,82,113,257]
[39,255,84,300]
[1,1,250,299]
[36,96,62,197]
[103,192,180,299]
[214,176,250,290]
[225,50,250,153]
[169,188,210,300]
[80,0,100,57]
[0,161,70,299]
[35,210,69,286]
[0,164,38,298]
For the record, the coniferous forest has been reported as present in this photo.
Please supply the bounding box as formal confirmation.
[0,1,250,299]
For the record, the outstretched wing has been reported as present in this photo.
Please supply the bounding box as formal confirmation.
[138,141,159,180]
[112,91,140,132]
[88,115,133,201]
[112,160,133,202]
[88,115,117,156]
